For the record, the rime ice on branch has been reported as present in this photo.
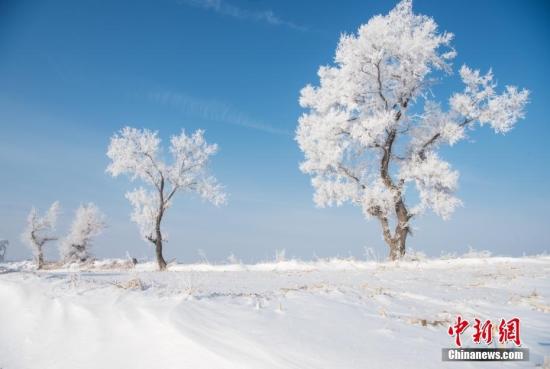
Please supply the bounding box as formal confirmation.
[106,127,225,270]
[60,203,106,263]
[21,201,60,269]
[296,0,529,260]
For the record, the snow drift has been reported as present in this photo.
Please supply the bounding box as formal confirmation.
[1,256,549,368]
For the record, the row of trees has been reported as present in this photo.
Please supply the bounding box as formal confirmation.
[22,202,105,269]
[23,128,224,271]
[22,0,529,270]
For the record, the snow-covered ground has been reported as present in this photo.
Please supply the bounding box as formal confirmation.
[1,255,549,369]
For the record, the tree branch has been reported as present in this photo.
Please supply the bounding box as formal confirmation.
[380,129,398,191]
[370,207,395,246]
[417,117,474,160]
[337,165,366,189]
[144,169,161,192]
[165,185,180,204]
[143,152,163,180]
[375,60,389,111]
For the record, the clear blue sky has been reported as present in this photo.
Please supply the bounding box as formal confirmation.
[1,0,549,262]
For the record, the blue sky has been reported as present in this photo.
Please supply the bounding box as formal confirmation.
[1,0,549,262]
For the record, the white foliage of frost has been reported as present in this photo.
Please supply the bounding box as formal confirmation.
[450,65,530,133]
[361,179,397,218]
[296,0,529,224]
[125,188,160,242]
[61,203,106,262]
[21,201,60,257]
[399,152,461,218]
[106,127,225,242]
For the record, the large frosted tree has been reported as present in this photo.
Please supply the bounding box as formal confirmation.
[296,0,529,260]
[107,127,225,270]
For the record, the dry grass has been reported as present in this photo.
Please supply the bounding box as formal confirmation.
[111,278,145,290]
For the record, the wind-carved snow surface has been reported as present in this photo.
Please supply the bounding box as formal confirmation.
[1,256,549,368]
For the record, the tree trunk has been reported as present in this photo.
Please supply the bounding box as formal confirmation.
[36,248,44,269]
[154,215,167,271]
[153,177,168,271]
[155,238,167,271]
[388,226,407,261]
[378,197,410,261]
[377,127,410,261]
[391,198,409,260]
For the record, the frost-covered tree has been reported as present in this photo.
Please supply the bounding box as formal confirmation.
[296,0,529,260]
[0,239,8,262]
[60,203,106,263]
[22,201,60,269]
[107,127,226,270]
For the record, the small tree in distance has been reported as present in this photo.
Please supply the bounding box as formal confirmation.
[22,201,60,269]
[107,127,226,270]
[60,203,106,263]
[296,0,529,260]
[0,239,9,262]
